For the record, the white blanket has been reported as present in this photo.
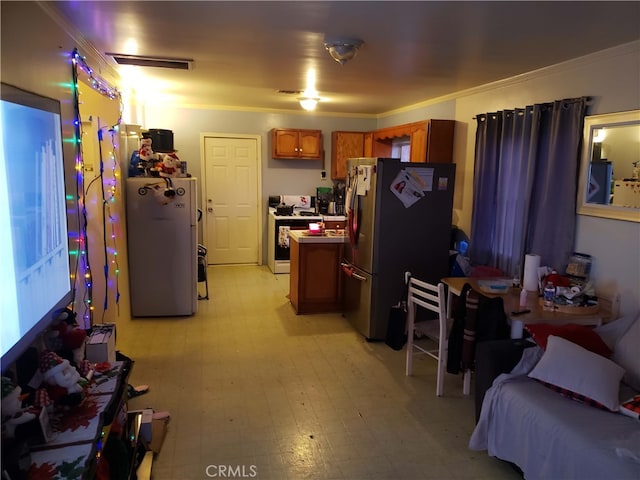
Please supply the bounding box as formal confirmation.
[469,347,640,480]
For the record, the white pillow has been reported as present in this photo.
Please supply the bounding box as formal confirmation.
[528,335,625,411]
[612,312,640,391]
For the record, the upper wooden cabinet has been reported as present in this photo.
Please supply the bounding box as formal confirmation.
[363,132,373,157]
[271,128,323,159]
[423,119,455,163]
[330,120,454,180]
[331,131,365,180]
[371,119,455,163]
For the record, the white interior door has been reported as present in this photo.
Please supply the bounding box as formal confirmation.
[203,135,260,265]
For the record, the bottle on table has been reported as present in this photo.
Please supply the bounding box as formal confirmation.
[543,282,555,311]
[519,288,528,307]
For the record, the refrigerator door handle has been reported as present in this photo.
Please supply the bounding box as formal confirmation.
[341,262,367,282]
[352,272,367,281]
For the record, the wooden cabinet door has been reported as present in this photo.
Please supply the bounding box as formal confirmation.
[409,122,427,162]
[272,128,322,159]
[363,132,373,157]
[273,129,300,158]
[331,131,364,180]
[425,119,455,163]
[298,130,322,159]
[290,240,343,314]
[298,243,343,310]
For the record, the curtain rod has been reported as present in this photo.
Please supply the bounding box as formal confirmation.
[472,96,592,120]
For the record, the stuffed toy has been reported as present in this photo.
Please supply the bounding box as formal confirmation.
[158,151,182,178]
[138,137,160,176]
[138,138,157,162]
[46,309,93,378]
[1,377,36,438]
[39,351,87,407]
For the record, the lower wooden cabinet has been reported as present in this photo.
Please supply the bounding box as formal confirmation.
[290,238,343,314]
[323,220,346,230]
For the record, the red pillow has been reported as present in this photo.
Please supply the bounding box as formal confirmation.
[525,323,612,357]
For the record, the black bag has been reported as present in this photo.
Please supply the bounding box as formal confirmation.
[385,272,411,351]
[385,301,407,350]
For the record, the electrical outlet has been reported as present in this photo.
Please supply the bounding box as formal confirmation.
[321,170,327,180]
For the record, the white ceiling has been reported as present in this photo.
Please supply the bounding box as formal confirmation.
[49,1,640,116]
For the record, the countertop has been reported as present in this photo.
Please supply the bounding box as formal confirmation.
[289,229,348,244]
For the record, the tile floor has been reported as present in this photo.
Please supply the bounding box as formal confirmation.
[119,265,520,480]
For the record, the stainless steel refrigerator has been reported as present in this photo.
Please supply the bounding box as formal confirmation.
[126,177,198,316]
[342,158,455,340]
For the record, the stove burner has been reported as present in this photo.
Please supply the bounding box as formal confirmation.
[298,211,318,216]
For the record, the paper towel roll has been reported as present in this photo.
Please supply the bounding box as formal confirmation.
[523,254,541,292]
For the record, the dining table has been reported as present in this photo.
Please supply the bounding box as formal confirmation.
[440,277,609,339]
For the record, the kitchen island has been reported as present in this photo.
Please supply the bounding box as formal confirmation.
[289,229,347,314]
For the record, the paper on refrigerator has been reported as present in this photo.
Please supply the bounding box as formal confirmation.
[356,165,372,195]
[390,168,432,208]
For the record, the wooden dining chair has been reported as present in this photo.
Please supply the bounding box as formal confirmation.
[405,276,450,396]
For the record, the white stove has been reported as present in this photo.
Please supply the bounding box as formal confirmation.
[267,207,322,273]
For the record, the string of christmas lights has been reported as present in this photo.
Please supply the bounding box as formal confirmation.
[95,126,123,322]
[70,48,123,327]
[70,51,93,326]
[71,49,120,100]
[106,128,122,314]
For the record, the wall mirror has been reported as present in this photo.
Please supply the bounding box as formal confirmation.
[577,109,640,222]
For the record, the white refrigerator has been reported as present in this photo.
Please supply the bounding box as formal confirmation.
[126,177,198,316]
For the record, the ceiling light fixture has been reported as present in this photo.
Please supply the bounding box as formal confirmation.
[323,37,364,65]
[299,97,319,111]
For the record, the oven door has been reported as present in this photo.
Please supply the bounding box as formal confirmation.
[274,218,312,261]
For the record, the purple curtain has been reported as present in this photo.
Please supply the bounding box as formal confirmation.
[469,97,588,277]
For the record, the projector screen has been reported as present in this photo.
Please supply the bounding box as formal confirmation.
[0,83,72,370]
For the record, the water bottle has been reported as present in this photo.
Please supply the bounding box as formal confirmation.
[543,282,555,311]
[519,288,528,307]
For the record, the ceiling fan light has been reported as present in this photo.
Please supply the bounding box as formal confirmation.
[324,38,364,65]
[299,97,319,111]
